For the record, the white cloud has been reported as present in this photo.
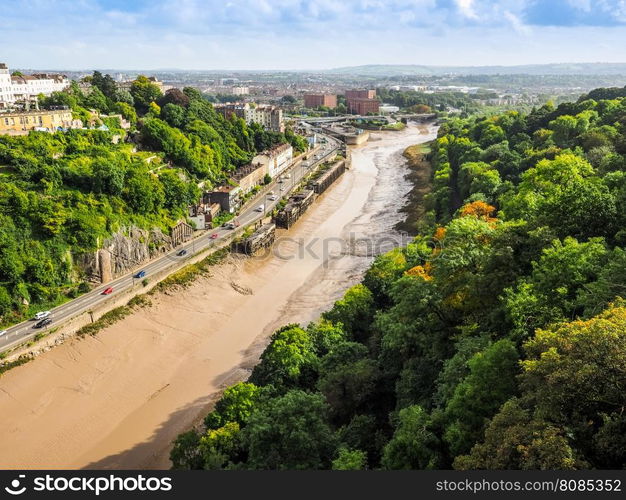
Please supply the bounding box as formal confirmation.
[455,0,478,19]
[504,10,531,35]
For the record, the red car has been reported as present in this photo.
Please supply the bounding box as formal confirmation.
[102,287,114,295]
[210,233,219,239]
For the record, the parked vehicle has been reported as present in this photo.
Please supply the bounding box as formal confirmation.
[34,311,51,320]
[0,330,7,337]
[177,249,188,256]
[34,318,52,329]
[134,270,146,279]
[102,287,114,295]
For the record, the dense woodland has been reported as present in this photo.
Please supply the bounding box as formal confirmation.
[171,85,626,470]
[0,73,306,325]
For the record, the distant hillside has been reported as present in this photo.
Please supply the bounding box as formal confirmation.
[326,63,626,76]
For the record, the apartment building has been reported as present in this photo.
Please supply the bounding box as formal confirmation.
[0,108,75,134]
[215,102,284,133]
[253,143,293,178]
[0,64,69,108]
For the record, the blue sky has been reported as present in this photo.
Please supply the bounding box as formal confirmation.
[2,0,626,70]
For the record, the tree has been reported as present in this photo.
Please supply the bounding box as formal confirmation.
[204,382,261,430]
[249,325,318,388]
[317,358,380,424]
[521,301,626,467]
[243,390,337,470]
[322,284,374,342]
[170,430,204,469]
[444,339,519,456]
[382,405,442,469]
[114,102,137,125]
[454,399,579,470]
[161,103,186,129]
[332,448,367,470]
[198,422,242,469]
[130,75,163,112]
[158,88,190,108]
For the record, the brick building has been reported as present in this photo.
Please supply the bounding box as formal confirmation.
[304,94,337,109]
[347,97,380,115]
[345,89,376,100]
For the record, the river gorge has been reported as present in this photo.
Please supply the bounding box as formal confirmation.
[0,122,437,469]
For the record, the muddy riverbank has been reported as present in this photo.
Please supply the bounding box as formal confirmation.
[0,123,437,470]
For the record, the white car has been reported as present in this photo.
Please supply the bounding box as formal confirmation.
[255,204,265,212]
[268,195,278,201]
[34,311,51,320]
[283,174,291,179]
[0,330,7,337]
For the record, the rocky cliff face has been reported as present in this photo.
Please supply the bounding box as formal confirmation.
[78,226,173,283]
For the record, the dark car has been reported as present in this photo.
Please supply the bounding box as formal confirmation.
[177,249,188,256]
[134,270,146,278]
[34,318,52,329]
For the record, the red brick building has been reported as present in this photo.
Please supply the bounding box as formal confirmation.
[304,94,337,109]
[345,89,376,100]
[347,97,380,115]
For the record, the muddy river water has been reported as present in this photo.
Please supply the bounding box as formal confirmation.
[0,123,437,469]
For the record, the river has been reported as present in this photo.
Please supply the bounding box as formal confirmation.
[0,122,437,469]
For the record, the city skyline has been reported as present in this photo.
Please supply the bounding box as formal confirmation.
[3,0,626,70]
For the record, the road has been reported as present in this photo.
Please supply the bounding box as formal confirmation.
[0,134,342,354]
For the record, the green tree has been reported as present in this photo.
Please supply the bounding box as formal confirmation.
[243,390,337,470]
[204,382,261,430]
[322,284,374,342]
[332,448,367,470]
[444,339,519,456]
[454,399,579,470]
[382,405,442,469]
[130,75,163,112]
[249,325,318,388]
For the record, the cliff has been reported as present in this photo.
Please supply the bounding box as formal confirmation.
[78,226,173,284]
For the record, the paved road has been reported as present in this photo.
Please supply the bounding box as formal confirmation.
[0,135,341,354]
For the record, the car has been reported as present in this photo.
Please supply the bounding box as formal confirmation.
[255,204,265,212]
[277,179,284,184]
[34,311,51,320]
[268,195,278,201]
[134,270,146,279]
[209,233,219,239]
[102,287,114,295]
[177,249,188,256]
[283,174,291,179]
[224,223,236,230]
[0,330,7,337]
[34,318,52,329]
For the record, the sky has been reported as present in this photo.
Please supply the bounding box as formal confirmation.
[2,0,626,70]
